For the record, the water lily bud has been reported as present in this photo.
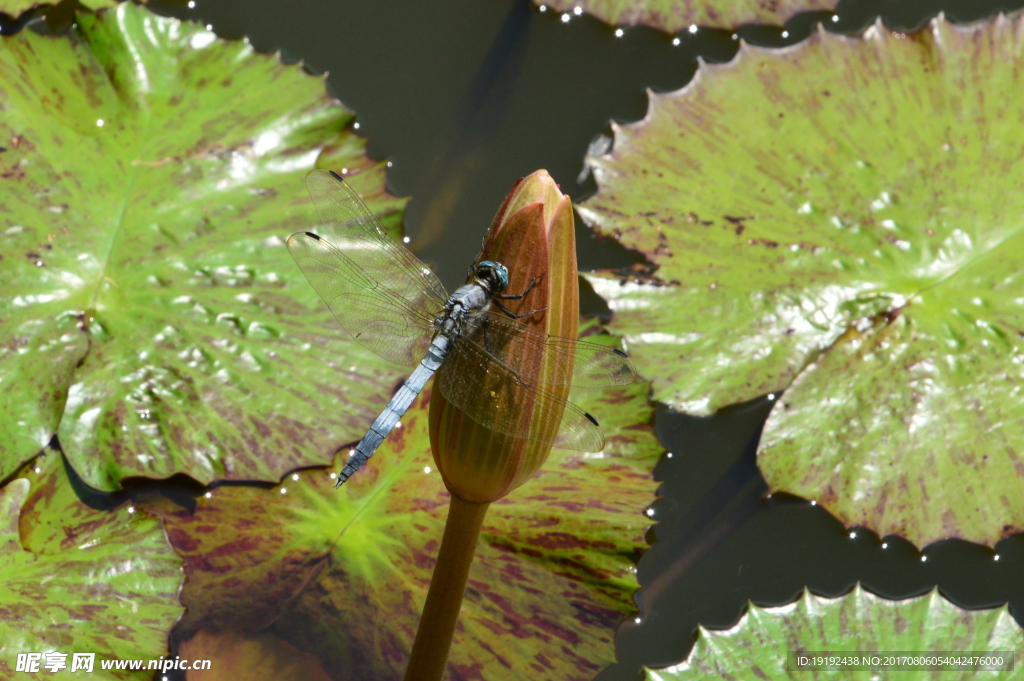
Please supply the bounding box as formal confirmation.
[429,170,578,503]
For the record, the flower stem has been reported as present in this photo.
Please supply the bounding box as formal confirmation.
[404,494,490,681]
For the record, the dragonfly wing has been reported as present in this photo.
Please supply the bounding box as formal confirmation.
[436,334,606,452]
[304,169,448,310]
[287,232,437,366]
[476,313,637,387]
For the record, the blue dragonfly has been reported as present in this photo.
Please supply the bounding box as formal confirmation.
[287,169,636,486]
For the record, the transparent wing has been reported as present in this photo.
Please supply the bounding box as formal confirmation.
[287,170,446,366]
[305,169,448,308]
[436,333,607,452]
[474,312,637,387]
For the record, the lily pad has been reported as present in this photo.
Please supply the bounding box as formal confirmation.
[160,329,659,680]
[644,584,1024,679]
[534,0,833,32]
[580,15,1024,548]
[0,451,183,678]
[0,3,406,491]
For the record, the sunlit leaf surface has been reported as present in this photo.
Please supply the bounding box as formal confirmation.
[0,452,182,678]
[0,3,405,490]
[161,326,660,680]
[580,16,1024,547]
[645,585,1024,680]
[535,0,833,32]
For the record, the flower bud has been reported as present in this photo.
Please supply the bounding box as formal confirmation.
[429,170,578,503]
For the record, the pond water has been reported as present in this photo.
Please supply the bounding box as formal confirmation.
[14,0,1024,678]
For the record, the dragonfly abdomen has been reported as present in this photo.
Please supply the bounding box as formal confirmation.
[335,334,451,486]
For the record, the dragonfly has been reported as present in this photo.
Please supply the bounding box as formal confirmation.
[287,169,637,486]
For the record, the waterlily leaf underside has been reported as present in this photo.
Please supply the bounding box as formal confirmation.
[534,0,833,32]
[645,585,1024,680]
[580,16,1024,547]
[0,3,406,491]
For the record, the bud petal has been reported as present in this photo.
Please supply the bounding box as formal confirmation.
[429,170,577,502]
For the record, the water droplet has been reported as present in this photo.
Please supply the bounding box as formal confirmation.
[280,488,287,494]
[561,13,570,22]
[615,29,623,37]
[423,466,432,474]
[292,473,299,481]
[688,24,698,33]
[672,37,680,45]
[96,119,104,127]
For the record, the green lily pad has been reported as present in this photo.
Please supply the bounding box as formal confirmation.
[0,451,183,678]
[0,3,407,491]
[580,16,1024,548]
[160,328,659,679]
[644,584,1024,679]
[534,0,833,32]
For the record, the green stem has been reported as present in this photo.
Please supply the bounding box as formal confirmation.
[404,494,490,681]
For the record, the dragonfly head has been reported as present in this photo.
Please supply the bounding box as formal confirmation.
[472,260,510,294]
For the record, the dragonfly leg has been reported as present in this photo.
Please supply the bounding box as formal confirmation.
[494,272,545,300]
[493,299,547,320]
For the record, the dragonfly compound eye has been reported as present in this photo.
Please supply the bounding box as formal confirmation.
[476,260,509,293]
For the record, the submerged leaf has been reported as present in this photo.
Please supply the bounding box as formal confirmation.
[179,629,333,681]
[0,452,182,678]
[581,16,1024,547]
[162,337,658,680]
[0,3,406,490]
[645,585,1024,679]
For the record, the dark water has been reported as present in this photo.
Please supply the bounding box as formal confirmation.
[11,0,1024,678]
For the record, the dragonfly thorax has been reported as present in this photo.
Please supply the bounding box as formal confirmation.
[438,279,493,338]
